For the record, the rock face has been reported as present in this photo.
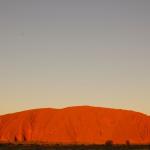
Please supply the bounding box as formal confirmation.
[0,106,150,144]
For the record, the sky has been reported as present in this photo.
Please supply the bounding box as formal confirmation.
[0,0,150,115]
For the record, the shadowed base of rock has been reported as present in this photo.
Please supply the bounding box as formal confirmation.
[0,144,150,150]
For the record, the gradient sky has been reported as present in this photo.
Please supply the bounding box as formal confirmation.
[0,0,150,115]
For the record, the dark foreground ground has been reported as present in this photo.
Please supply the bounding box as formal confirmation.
[0,144,150,150]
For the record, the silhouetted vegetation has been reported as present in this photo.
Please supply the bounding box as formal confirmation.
[0,144,150,150]
[126,140,130,146]
[105,140,113,146]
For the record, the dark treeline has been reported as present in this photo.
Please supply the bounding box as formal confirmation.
[0,144,150,150]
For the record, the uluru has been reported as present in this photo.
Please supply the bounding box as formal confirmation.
[0,106,150,145]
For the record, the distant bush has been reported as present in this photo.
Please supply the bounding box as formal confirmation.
[105,140,113,146]
[126,140,130,146]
